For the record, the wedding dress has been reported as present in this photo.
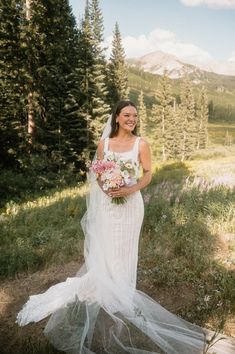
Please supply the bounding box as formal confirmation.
[16,135,207,354]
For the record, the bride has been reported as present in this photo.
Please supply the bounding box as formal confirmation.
[16,100,207,353]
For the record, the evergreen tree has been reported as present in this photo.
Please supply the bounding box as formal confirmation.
[180,77,196,160]
[2,0,89,171]
[171,101,185,160]
[24,0,86,170]
[90,0,103,51]
[75,1,97,157]
[25,0,36,144]
[196,86,208,149]
[0,0,26,168]
[1,0,110,172]
[137,90,147,137]
[76,0,111,157]
[151,71,174,161]
[107,22,128,107]
[89,0,110,144]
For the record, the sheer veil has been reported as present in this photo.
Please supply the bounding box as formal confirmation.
[101,113,112,140]
[16,114,207,353]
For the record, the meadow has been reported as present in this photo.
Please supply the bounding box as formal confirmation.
[0,122,234,353]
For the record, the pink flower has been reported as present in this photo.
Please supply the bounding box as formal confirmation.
[91,160,115,175]
[90,157,136,204]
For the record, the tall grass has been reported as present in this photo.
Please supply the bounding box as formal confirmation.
[140,163,235,328]
[1,161,234,329]
[0,185,87,278]
[0,142,234,353]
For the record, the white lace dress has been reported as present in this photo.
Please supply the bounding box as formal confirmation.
[16,137,206,354]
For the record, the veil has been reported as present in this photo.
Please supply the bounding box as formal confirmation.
[16,114,207,353]
[101,114,112,140]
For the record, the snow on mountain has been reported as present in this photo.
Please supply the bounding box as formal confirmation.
[196,60,235,76]
[129,50,235,79]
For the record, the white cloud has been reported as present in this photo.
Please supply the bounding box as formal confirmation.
[180,0,235,9]
[104,29,235,76]
[105,27,212,65]
[228,51,235,62]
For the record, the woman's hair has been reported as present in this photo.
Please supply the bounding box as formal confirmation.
[109,100,138,138]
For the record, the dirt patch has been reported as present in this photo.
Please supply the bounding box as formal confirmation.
[214,233,235,270]
[0,260,83,353]
[0,258,234,353]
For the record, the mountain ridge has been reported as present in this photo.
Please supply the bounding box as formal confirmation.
[128,50,235,79]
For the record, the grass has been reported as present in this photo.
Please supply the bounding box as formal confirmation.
[0,185,87,278]
[0,125,235,353]
[128,65,235,122]
[140,160,235,332]
[1,158,234,318]
[207,122,235,145]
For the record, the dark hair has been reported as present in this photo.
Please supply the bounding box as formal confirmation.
[109,100,138,138]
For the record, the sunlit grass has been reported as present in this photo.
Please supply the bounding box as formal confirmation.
[0,185,87,278]
[208,122,235,145]
[140,161,235,329]
[1,123,235,349]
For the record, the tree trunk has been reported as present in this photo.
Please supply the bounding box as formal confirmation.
[162,108,166,161]
[196,118,202,150]
[26,0,35,143]
[26,0,32,20]
[181,130,186,161]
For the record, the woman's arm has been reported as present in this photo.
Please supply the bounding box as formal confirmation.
[95,140,110,195]
[110,138,152,198]
[132,138,152,192]
[97,139,104,160]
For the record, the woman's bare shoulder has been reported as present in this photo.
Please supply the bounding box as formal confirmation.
[139,137,150,149]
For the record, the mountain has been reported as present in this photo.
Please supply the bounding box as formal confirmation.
[127,59,235,122]
[128,51,197,79]
[186,58,235,77]
[128,50,235,79]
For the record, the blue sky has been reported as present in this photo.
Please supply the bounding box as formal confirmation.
[69,0,235,65]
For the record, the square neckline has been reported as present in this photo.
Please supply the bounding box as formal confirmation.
[106,137,140,154]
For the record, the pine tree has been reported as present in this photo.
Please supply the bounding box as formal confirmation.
[75,1,97,157]
[107,22,128,107]
[25,0,36,143]
[196,86,208,149]
[22,0,87,170]
[180,77,196,160]
[0,0,26,168]
[90,0,103,51]
[171,101,185,160]
[151,71,174,161]
[137,90,147,137]
[76,0,112,158]
[89,0,110,144]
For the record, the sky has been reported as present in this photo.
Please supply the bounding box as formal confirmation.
[69,0,235,67]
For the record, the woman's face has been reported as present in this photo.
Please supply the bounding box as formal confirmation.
[116,106,138,133]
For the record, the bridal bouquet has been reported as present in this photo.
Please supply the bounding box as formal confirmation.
[91,155,136,204]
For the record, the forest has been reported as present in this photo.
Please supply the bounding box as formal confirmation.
[0,1,234,353]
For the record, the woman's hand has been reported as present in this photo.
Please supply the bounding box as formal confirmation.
[97,178,110,196]
[97,175,136,197]
[107,185,136,198]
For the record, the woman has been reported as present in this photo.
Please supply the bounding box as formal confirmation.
[16,100,206,353]
[97,100,152,200]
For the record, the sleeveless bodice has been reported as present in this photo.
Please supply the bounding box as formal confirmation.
[103,137,141,184]
[16,134,206,354]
